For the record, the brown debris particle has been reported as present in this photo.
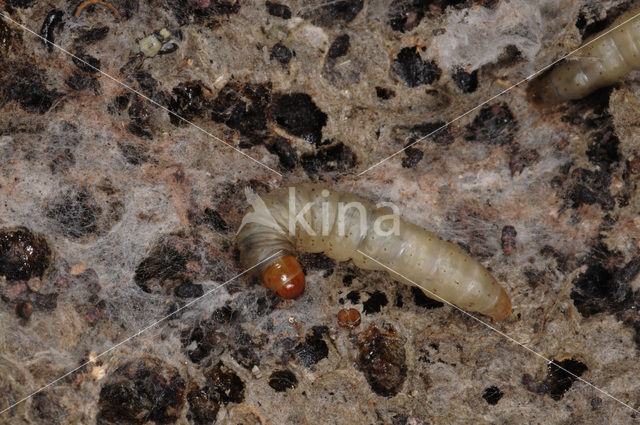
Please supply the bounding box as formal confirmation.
[204,361,245,404]
[0,227,52,281]
[337,308,361,328]
[15,300,33,320]
[501,225,517,256]
[356,325,407,397]
[97,357,186,424]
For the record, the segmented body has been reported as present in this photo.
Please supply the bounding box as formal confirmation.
[533,10,640,102]
[237,184,511,321]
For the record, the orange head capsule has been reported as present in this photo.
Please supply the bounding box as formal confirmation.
[262,254,305,299]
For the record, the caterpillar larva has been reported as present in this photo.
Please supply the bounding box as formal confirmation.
[236,184,511,321]
[531,9,640,103]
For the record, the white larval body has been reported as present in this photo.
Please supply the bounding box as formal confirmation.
[237,184,511,321]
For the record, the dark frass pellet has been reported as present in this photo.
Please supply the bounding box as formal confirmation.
[271,93,327,145]
[271,42,292,64]
[327,34,350,58]
[545,359,588,400]
[452,67,478,93]
[393,46,442,87]
[482,386,504,405]
[0,227,52,281]
[266,1,291,19]
[362,290,388,314]
[268,370,298,392]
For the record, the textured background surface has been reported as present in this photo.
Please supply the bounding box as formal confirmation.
[1,0,640,424]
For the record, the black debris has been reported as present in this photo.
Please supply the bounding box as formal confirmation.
[231,330,261,370]
[0,227,52,281]
[346,290,360,304]
[300,0,364,27]
[327,34,350,58]
[375,86,395,100]
[0,19,20,52]
[563,168,614,211]
[409,121,453,146]
[271,42,292,64]
[301,142,356,176]
[0,60,61,114]
[271,93,327,145]
[32,392,67,425]
[570,261,632,317]
[266,1,291,19]
[586,125,619,171]
[482,386,504,405]
[40,10,64,53]
[6,0,38,8]
[402,147,423,168]
[294,326,329,369]
[135,71,158,97]
[393,46,441,87]
[205,361,245,404]
[268,370,298,392]
[187,385,220,425]
[210,82,272,146]
[362,290,389,314]
[127,100,153,139]
[544,359,588,400]
[452,67,478,93]
[167,0,241,27]
[73,54,101,73]
[411,286,444,309]
[97,357,186,425]
[465,103,518,145]
[267,137,298,171]
[168,80,211,125]
[387,0,467,32]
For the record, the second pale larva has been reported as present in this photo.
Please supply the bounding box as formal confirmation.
[236,184,511,321]
[531,9,640,103]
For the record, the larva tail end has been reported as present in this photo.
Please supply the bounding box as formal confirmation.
[489,287,511,322]
[262,254,306,299]
[527,75,562,107]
